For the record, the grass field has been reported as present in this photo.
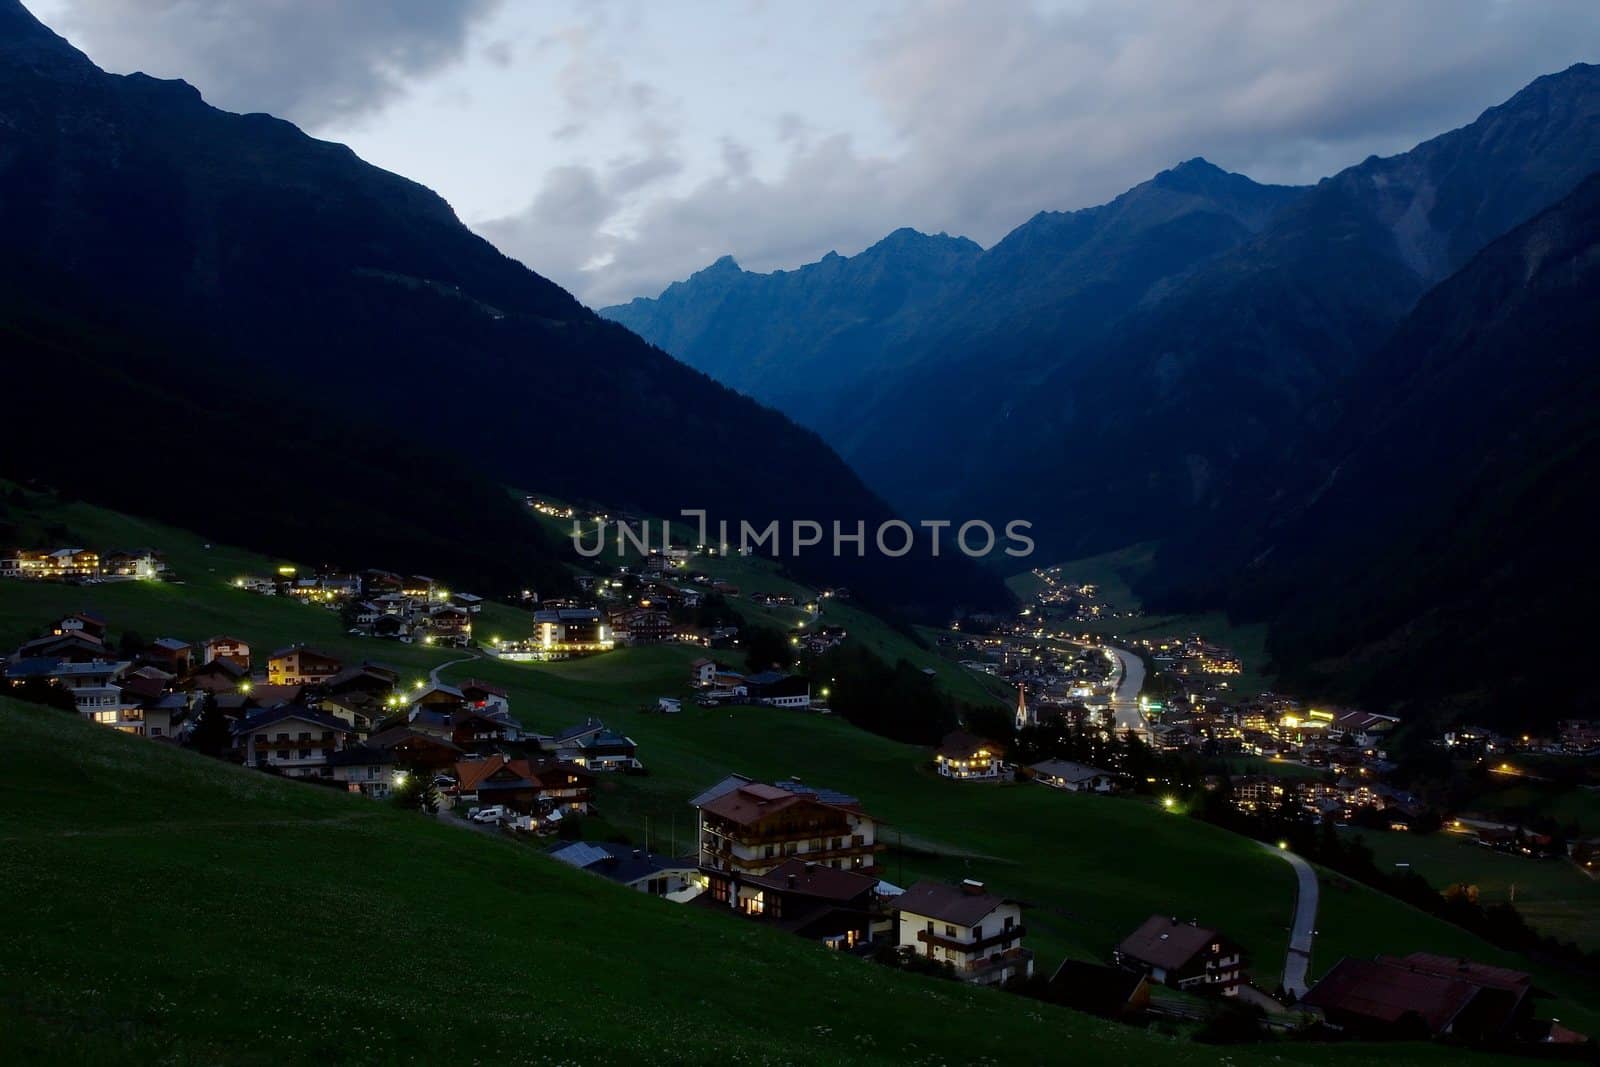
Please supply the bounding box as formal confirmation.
[1464,782,1600,838]
[5,495,1597,1044]
[1344,828,1600,953]
[5,699,1553,1066]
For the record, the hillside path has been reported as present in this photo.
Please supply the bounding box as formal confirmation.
[1264,842,1319,996]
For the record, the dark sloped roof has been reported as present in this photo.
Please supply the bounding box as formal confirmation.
[1116,915,1222,971]
[1302,956,1478,1033]
[895,880,1008,927]
[743,858,877,901]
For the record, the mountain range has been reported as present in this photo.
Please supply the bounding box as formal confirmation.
[605,64,1600,720]
[0,0,1005,614]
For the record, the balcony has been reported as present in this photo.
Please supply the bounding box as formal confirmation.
[917,926,1027,953]
[962,947,1034,980]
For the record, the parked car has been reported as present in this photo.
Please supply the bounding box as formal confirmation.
[470,805,506,824]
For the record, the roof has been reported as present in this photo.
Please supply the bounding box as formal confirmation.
[548,841,695,885]
[697,782,808,825]
[1116,916,1224,971]
[3,656,67,680]
[553,718,605,744]
[1048,960,1147,1014]
[687,772,753,808]
[457,678,509,698]
[895,880,1010,927]
[1301,957,1481,1033]
[743,858,878,901]
[770,779,860,807]
[1030,759,1112,783]
[150,637,192,652]
[1395,953,1530,993]
[327,745,397,769]
[235,705,350,735]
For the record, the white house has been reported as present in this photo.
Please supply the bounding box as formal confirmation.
[895,879,1033,986]
[1029,759,1117,793]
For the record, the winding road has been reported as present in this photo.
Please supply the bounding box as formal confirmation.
[1263,842,1319,996]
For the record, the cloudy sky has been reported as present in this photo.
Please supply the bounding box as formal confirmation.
[31,0,1600,307]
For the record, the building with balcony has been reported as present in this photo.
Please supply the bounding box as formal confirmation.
[1114,915,1242,997]
[235,707,352,778]
[266,645,343,687]
[693,777,882,882]
[934,730,1006,780]
[895,879,1033,986]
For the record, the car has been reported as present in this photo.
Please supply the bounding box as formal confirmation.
[470,805,506,824]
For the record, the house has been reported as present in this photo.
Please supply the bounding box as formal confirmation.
[745,671,811,709]
[690,657,717,688]
[895,879,1033,986]
[266,645,342,687]
[14,633,105,663]
[458,678,510,716]
[450,592,485,614]
[455,755,593,815]
[53,611,109,642]
[550,718,640,770]
[235,706,352,778]
[451,709,516,748]
[141,692,191,741]
[142,637,194,674]
[719,857,881,948]
[371,614,412,640]
[1114,915,1243,997]
[1302,954,1533,1041]
[426,605,472,647]
[103,549,163,579]
[328,745,402,799]
[549,841,700,898]
[934,731,1006,780]
[325,663,400,700]
[200,636,251,670]
[188,657,247,694]
[1047,960,1151,1018]
[350,601,382,626]
[365,726,463,771]
[1029,759,1116,793]
[694,778,881,877]
[531,608,613,658]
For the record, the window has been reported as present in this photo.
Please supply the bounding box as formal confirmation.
[945,924,956,937]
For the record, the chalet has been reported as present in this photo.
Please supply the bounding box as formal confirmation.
[371,614,412,640]
[200,635,251,670]
[895,879,1033,986]
[53,611,109,642]
[531,608,613,658]
[364,727,462,771]
[934,731,1006,780]
[325,663,399,700]
[426,605,472,647]
[450,592,485,613]
[693,777,881,878]
[1114,915,1242,997]
[1048,960,1151,1019]
[14,633,105,662]
[458,678,510,716]
[551,718,640,770]
[103,549,163,579]
[451,709,516,748]
[408,683,466,718]
[266,645,342,687]
[142,638,194,673]
[1302,954,1533,1041]
[189,657,247,694]
[549,841,700,898]
[690,657,717,688]
[723,858,881,948]
[361,569,403,596]
[328,745,400,799]
[455,755,593,815]
[609,607,673,644]
[1029,759,1116,793]
[745,671,811,709]
[235,706,352,778]
[142,692,191,741]
[318,694,379,733]
[350,601,382,626]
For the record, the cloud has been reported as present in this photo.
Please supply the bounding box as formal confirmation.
[40,0,501,128]
[480,0,1600,307]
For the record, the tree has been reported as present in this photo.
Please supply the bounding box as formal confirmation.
[742,625,794,673]
[187,693,232,758]
[390,770,440,814]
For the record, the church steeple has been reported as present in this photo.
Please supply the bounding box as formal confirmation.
[1015,683,1029,731]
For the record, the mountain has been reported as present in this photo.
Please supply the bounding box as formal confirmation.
[0,1,1005,613]
[929,64,1600,562]
[603,230,982,430]
[605,160,1304,460]
[1150,172,1600,724]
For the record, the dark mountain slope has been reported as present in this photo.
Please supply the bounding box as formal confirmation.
[0,1,1005,611]
[606,160,1304,485]
[947,64,1600,561]
[1159,171,1600,724]
[603,230,982,429]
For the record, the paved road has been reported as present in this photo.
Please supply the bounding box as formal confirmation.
[1263,842,1319,996]
[1105,646,1147,733]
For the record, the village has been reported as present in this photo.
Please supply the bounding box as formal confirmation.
[3,521,1597,1050]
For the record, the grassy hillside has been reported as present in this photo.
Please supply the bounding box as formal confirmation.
[4,497,1596,1040]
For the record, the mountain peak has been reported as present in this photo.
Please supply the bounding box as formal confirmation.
[702,254,742,274]
[0,0,98,79]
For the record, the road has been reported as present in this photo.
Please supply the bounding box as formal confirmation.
[1105,646,1147,733]
[428,652,479,685]
[1263,842,1319,996]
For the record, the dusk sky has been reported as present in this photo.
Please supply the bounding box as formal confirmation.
[32,0,1600,307]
